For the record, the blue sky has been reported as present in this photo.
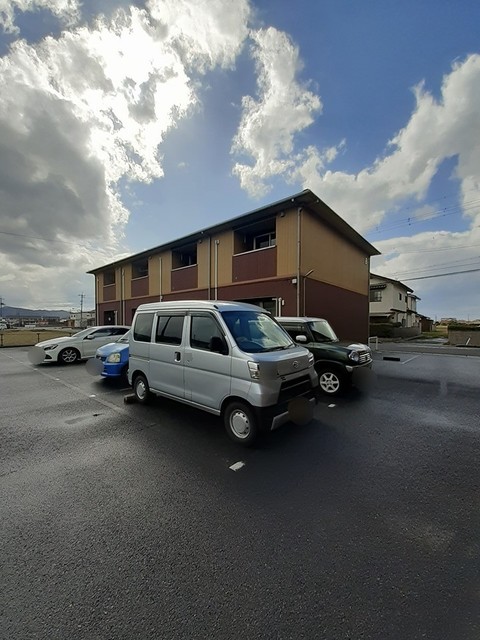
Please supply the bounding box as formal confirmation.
[0,0,479,320]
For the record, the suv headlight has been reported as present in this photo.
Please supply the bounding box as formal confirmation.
[248,361,260,379]
[348,350,360,362]
[44,344,58,351]
[107,352,121,363]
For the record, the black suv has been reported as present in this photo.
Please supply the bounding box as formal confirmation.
[277,317,372,396]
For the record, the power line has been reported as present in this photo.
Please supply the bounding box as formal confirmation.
[403,268,480,281]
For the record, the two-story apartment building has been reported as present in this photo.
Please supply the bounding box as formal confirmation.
[88,190,380,342]
[369,273,422,333]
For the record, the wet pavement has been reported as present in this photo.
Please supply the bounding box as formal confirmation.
[1,347,479,639]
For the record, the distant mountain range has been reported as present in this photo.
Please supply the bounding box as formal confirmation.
[1,306,70,319]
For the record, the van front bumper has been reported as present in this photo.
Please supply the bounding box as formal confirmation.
[256,390,318,432]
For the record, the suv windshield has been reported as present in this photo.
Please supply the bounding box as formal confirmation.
[222,310,294,353]
[308,320,338,343]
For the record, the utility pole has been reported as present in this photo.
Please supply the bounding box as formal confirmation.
[79,293,85,328]
[0,296,4,318]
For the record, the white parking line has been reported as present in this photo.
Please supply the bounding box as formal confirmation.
[401,355,421,365]
[229,461,245,471]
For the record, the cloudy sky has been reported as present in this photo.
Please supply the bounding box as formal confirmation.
[0,0,479,320]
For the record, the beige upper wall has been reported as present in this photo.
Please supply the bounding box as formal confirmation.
[148,252,172,297]
[94,205,370,300]
[301,210,369,295]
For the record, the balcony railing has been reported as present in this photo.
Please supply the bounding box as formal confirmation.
[232,246,276,282]
[171,264,198,291]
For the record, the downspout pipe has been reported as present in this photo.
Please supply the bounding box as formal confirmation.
[207,236,211,300]
[296,207,302,316]
[158,257,163,302]
[121,268,125,324]
[214,240,220,301]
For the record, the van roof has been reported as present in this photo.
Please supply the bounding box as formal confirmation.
[135,300,265,313]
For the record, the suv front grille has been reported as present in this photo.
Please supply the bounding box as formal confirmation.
[358,352,372,364]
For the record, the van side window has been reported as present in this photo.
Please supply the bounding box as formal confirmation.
[155,315,184,345]
[190,315,224,351]
[133,313,154,342]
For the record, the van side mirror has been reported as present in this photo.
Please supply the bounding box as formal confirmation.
[210,336,227,355]
[295,334,307,343]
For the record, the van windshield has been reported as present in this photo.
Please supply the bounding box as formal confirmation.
[222,310,294,353]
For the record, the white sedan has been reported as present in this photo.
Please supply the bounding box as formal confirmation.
[32,325,130,364]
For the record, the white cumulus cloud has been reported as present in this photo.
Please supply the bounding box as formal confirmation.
[0,0,80,33]
[231,27,322,197]
[0,0,251,309]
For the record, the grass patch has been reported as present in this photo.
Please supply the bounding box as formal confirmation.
[0,329,73,347]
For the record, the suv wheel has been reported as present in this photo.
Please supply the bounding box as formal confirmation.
[316,367,346,396]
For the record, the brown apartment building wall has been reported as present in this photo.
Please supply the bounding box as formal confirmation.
[97,277,368,341]
[305,279,369,342]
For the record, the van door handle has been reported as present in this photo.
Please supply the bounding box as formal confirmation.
[174,351,181,362]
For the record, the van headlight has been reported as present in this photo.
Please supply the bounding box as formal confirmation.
[248,361,260,379]
[308,352,315,366]
[348,350,360,362]
[107,352,121,363]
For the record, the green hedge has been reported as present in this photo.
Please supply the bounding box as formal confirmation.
[448,324,480,331]
[369,323,396,338]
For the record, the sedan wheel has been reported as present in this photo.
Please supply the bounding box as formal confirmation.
[59,348,79,364]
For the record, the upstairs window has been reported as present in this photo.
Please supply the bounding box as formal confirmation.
[172,243,197,269]
[254,231,276,250]
[399,293,402,301]
[103,269,115,286]
[234,220,276,254]
[370,290,382,302]
[132,258,148,279]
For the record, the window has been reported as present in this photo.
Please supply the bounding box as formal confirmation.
[89,328,115,339]
[234,221,276,253]
[155,315,184,345]
[370,290,382,302]
[133,313,154,342]
[254,231,276,249]
[399,293,402,301]
[190,314,225,351]
[172,244,197,269]
[132,258,148,279]
[103,269,115,286]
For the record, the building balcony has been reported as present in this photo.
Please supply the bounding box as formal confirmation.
[232,246,277,282]
[103,284,116,302]
[171,264,198,291]
[131,276,149,298]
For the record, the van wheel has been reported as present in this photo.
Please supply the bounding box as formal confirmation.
[133,374,151,405]
[316,367,346,396]
[224,401,258,446]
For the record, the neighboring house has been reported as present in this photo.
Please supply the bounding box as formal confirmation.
[88,189,380,342]
[68,310,96,328]
[369,273,424,335]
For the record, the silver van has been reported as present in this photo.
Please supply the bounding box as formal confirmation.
[128,300,319,445]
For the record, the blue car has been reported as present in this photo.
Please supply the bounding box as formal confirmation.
[95,331,130,378]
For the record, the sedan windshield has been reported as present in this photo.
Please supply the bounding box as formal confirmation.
[117,331,131,344]
[308,320,338,343]
[222,310,293,353]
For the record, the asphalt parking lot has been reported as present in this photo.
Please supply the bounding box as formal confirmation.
[1,346,479,639]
